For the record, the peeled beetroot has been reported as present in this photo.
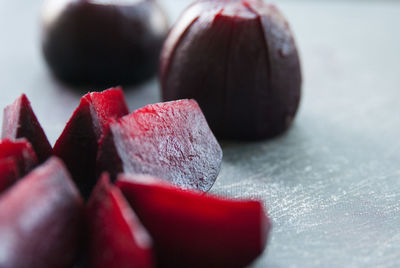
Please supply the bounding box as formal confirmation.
[117,174,270,268]
[160,0,301,140]
[0,157,83,268]
[53,87,129,197]
[87,174,154,268]
[0,158,18,193]
[41,0,169,86]
[97,99,222,192]
[0,138,38,177]
[2,94,52,162]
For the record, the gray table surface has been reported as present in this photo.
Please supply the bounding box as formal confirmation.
[1,0,400,267]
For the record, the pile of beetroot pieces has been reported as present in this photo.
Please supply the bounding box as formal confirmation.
[0,87,271,268]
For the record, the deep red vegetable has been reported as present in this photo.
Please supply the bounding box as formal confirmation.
[0,157,83,268]
[53,87,129,197]
[2,94,52,162]
[87,174,154,268]
[97,99,222,192]
[117,174,270,268]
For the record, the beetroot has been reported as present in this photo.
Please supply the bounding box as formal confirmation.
[117,174,270,268]
[160,0,301,140]
[0,158,18,193]
[0,157,83,268]
[87,174,154,268]
[53,87,129,197]
[97,99,222,192]
[2,94,52,162]
[41,0,169,86]
[0,138,38,177]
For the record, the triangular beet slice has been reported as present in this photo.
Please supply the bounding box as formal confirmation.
[0,138,38,177]
[97,99,222,192]
[53,87,129,197]
[0,158,19,193]
[2,94,52,162]
[87,174,154,268]
[116,174,270,268]
[0,157,83,268]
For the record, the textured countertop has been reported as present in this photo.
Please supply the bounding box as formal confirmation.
[1,0,399,267]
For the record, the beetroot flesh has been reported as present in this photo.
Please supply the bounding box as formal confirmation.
[53,87,129,197]
[0,138,38,177]
[160,0,301,140]
[87,174,154,268]
[116,174,270,268]
[2,94,52,162]
[0,158,18,193]
[0,157,83,268]
[97,99,222,192]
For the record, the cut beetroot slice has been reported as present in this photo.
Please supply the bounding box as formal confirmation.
[53,87,129,197]
[2,94,52,162]
[0,157,83,268]
[0,158,18,193]
[116,174,270,268]
[87,173,154,268]
[97,99,222,192]
[0,138,38,177]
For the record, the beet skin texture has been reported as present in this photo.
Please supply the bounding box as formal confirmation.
[160,0,302,140]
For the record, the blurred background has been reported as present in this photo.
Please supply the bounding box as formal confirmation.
[0,0,400,267]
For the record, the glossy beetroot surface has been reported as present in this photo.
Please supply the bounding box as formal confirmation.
[0,158,18,193]
[0,157,83,268]
[160,0,301,140]
[41,0,169,86]
[2,94,52,162]
[0,138,38,177]
[117,174,270,268]
[54,87,129,197]
[87,174,154,268]
[97,99,222,192]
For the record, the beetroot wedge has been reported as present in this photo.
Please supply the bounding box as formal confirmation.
[0,158,18,193]
[0,157,83,268]
[87,174,154,268]
[53,87,129,197]
[97,99,222,192]
[0,138,38,176]
[2,94,52,162]
[116,174,270,268]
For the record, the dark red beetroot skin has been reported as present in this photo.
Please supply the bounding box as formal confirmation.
[53,87,129,197]
[0,138,38,178]
[160,0,301,140]
[97,99,223,192]
[2,94,52,162]
[0,157,83,268]
[117,174,270,268]
[0,158,18,193]
[87,174,154,268]
[41,0,169,87]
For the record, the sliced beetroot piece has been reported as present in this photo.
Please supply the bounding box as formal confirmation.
[2,94,52,162]
[0,158,18,193]
[53,87,129,197]
[87,174,154,268]
[97,99,222,192]
[0,157,83,268]
[116,174,270,268]
[0,138,38,177]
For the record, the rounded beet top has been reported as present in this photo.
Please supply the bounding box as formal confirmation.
[41,0,169,87]
[160,0,302,140]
